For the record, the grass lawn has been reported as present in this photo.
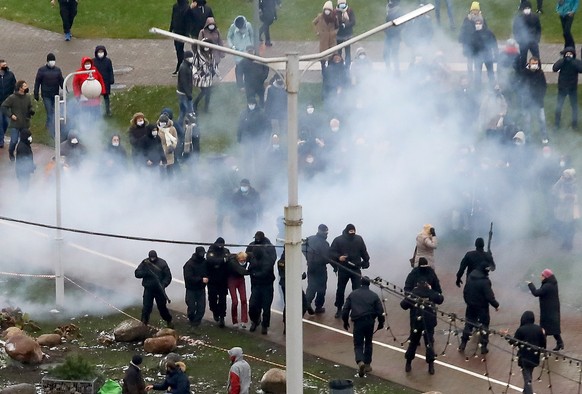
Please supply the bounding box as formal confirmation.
[1,0,580,42]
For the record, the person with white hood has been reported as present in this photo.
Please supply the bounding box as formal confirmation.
[227,347,251,394]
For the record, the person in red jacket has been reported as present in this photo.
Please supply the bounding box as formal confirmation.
[72,56,105,125]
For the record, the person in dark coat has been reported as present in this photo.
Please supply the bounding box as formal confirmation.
[15,128,35,192]
[140,127,167,174]
[322,53,349,109]
[458,2,487,82]
[507,311,546,394]
[128,112,154,165]
[0,59,17,149]
[170,0,191,75]
[335,0,356,65]
[512,1,541,70]
[264,75,287,134]
[177,51,194,130]
[459,264,499,354]
[1,80,34,162]
[455,237,496,288]
[239,47,270,107]
[552,168,578,250]
[103,134,128,172]
[52,0,78,41]
[183,246,208,328]
[303,224,331,313]
[236,98,269,145]
[231,178,262,238]
[188,0,214,41]
[527,268,563,350]
[404,257,442,294]
[60,133,87,169]
[146,361,190,394]
[259,0,278,47]
[520,56,548,144]
[246,231,277,334]
[206,237,230,328]
[552,47,582,129]
[342,277,385,377]
[330,223,371,318]
[468,17,497,88]
[93,45,115,116]
[33,53,64,138]
[400,280,444,375]
[135,250,174,328]
[384,0,403,75]
[122,355,146,394]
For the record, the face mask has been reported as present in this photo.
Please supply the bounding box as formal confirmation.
[48,61,56,68]
[324,9,331,15]
[71,138,79,145]
[331,127,339,132]
[84,64,91,70]
[204,47,210,52]
[307,107,314,114]
[149,257,156,262]
[338,3,347,10]
[97,52,105,58]
[566,54,574,59]
[208,24,216,30]
[152,130,158,137]
[306,156,314,164]
[23,88,29,94]
[529,64,539,70]
[137,120,145,126]
[159,122,167,128]
[240,186,249,193]
[28,136,32,143]
[112,141,119,147]
[475,24,483,31]
[523,8,531,14]
[186,57,194,63]
[272,144,280,149]
[358,54,365,59]
[560,160,566,167]
[248,104,256,110]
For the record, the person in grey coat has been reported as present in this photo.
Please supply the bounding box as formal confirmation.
[302,224,331,313]
[527,268,563,350]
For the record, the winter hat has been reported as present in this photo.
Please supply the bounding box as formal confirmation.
[184,50,194,59]
[560,46,576,56]
[131,355,143,365]
[520,0,532,9]
[541,269,553,279]
[131,112,146,125]
[361,276,371,287]
[148,250,157,259]
[215,237,225,245]
[423,224,432,233]
[513,131,526,144]
[355,47,366,57]
[470,1,480,11]
[323,0,333,10]
[240,178,250,185]
[20,129,32,141]
[345,223,356,232]
[235,16,246,29]
[475,237,485,249]
[337,0,347,4]
[158,114,169,124]
[47,53,56,62]
[254,231,265,241]
[318,224,329,232]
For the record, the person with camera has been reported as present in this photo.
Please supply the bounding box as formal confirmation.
[1,80,34,162]
[330,223,370,318]
[413,224,438,268]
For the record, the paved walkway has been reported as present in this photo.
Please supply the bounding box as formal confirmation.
[0,18,570,90]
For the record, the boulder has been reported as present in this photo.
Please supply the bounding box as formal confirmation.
[5,334,43,364]
[2,327,23,340]
[154,328,178,340]
[36,334,62,347]
[260,368,286,394]
[144,336,177,354]
[0,383,36,394]
[114,319,151,342]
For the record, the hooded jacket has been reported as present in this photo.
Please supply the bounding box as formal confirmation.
[188,0,214,38]
[135,255,172,290]
[463,267,499,309]
[227,347,251,394]
[72,57,106,107]
[404,265,442,294]
[520,63,547,108]
[128,113,154,154]
[183,247,208,290]
[329,224,370,269]
[199,17,225,62]
[122,362,146,394]
[246,236,277,285]
[510,311,546,368]
[552,47,582,90]
[177,55,193,99]
[414,225,437,267]
[302,231,330,270]
[1,89,33,129]
[400,281,444,330]
[206,239,231,285]
[152,362,190,394]
[227,16,254,62]
[0,67,16,103]
[528,275,561,335]
[512,10,541,44]
[170,0,190,35]
[93,45,114,93]
[313,1,339,52]
[15,129,35,179]
[456,247,496,282]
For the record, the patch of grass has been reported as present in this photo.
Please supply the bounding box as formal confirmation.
[2,0,579,42]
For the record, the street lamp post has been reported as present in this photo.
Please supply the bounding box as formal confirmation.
[150,6,433,391]
[53,71,102,307]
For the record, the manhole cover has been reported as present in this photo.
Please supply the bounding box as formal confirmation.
[113,66,133,75]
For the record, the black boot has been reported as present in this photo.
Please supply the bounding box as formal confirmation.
[428,362,435,375]
[334,308,341,319]
[219,317,225,328]
[405,360,412,372]
[458,339,467,352]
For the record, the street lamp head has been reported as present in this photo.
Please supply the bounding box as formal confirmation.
[81,72,102,99]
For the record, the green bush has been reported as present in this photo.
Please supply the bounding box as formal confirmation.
[48,354,98,381]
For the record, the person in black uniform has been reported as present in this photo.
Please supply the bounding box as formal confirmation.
[342,277,385,377]
[183,246,208,328]
[456,237,496,288]
[302,224,331,313]
[459,263,499,354]
[400,280,444,374]
[246,231,277,335]
[135,250,174,328]
[330,223,370,318]
[206,237,230,328]
[404,257,442,294]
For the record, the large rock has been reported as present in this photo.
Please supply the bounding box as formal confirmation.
[144,336,177,354]
[4,334,43,364]
[2,327,23,340]
[260,368,286,394]
[36,334,62,347]
[114,319,151,342]
[0,383,36,394]
[154,328,178,340]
